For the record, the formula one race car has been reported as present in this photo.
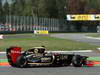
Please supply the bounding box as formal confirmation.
[6,46,90,68]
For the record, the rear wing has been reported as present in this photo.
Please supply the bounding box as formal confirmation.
[6,46,22,66]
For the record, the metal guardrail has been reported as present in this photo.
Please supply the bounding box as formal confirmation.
[0,16,67,33]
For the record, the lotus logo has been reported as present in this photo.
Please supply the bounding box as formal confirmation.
[11,50,20,53]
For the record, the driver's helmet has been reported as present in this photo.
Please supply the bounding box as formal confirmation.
[34,48,38,54]
[34,47,45,54]
[28,47,45,55]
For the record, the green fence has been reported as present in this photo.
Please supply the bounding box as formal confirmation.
[0,16,67,33]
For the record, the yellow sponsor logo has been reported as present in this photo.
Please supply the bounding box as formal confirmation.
[67,14,92,21]
[67,14,100,21]
[34,30,49,34]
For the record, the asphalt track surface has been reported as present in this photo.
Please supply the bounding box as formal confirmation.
[51,33,100,46]
[0,33,100,75]
[0,66,100,75]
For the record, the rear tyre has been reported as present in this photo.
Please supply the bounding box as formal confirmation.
[72,55,83,67]
[16,55,27,68]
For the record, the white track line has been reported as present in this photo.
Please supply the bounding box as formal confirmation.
[47,50,92,53]
[87,37,100,40]
[0,52,6,54]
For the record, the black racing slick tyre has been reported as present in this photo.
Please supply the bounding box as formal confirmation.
[62,55,73,66]
[62,60,72,66]
[16,55,27,68]
[72,55,83,67]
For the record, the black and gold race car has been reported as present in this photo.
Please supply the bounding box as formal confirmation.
[6,46,89,68]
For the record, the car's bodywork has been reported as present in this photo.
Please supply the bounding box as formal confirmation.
[6,46,90,68]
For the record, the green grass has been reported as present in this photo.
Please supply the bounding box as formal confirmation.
[0,34,99,51]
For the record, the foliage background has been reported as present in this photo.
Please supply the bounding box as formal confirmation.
[1,0,100,18]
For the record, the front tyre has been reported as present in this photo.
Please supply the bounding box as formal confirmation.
[72,55,83,67]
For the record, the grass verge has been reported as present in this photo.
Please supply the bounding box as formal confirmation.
[0,34,99,51]
[86,33,100,38]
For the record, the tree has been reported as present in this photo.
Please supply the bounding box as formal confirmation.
[0,0,3,23]
[3,0,10,15]
[56,0,67,18]
[24,0,33,16]
[10,0,18,15]
[31,0,40,16]
[0,0,3,16]
[85,0,100,14]
[10,0,26,16]
[44,0,59,18]
[37,0,49,17]
[67,0,86,14]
